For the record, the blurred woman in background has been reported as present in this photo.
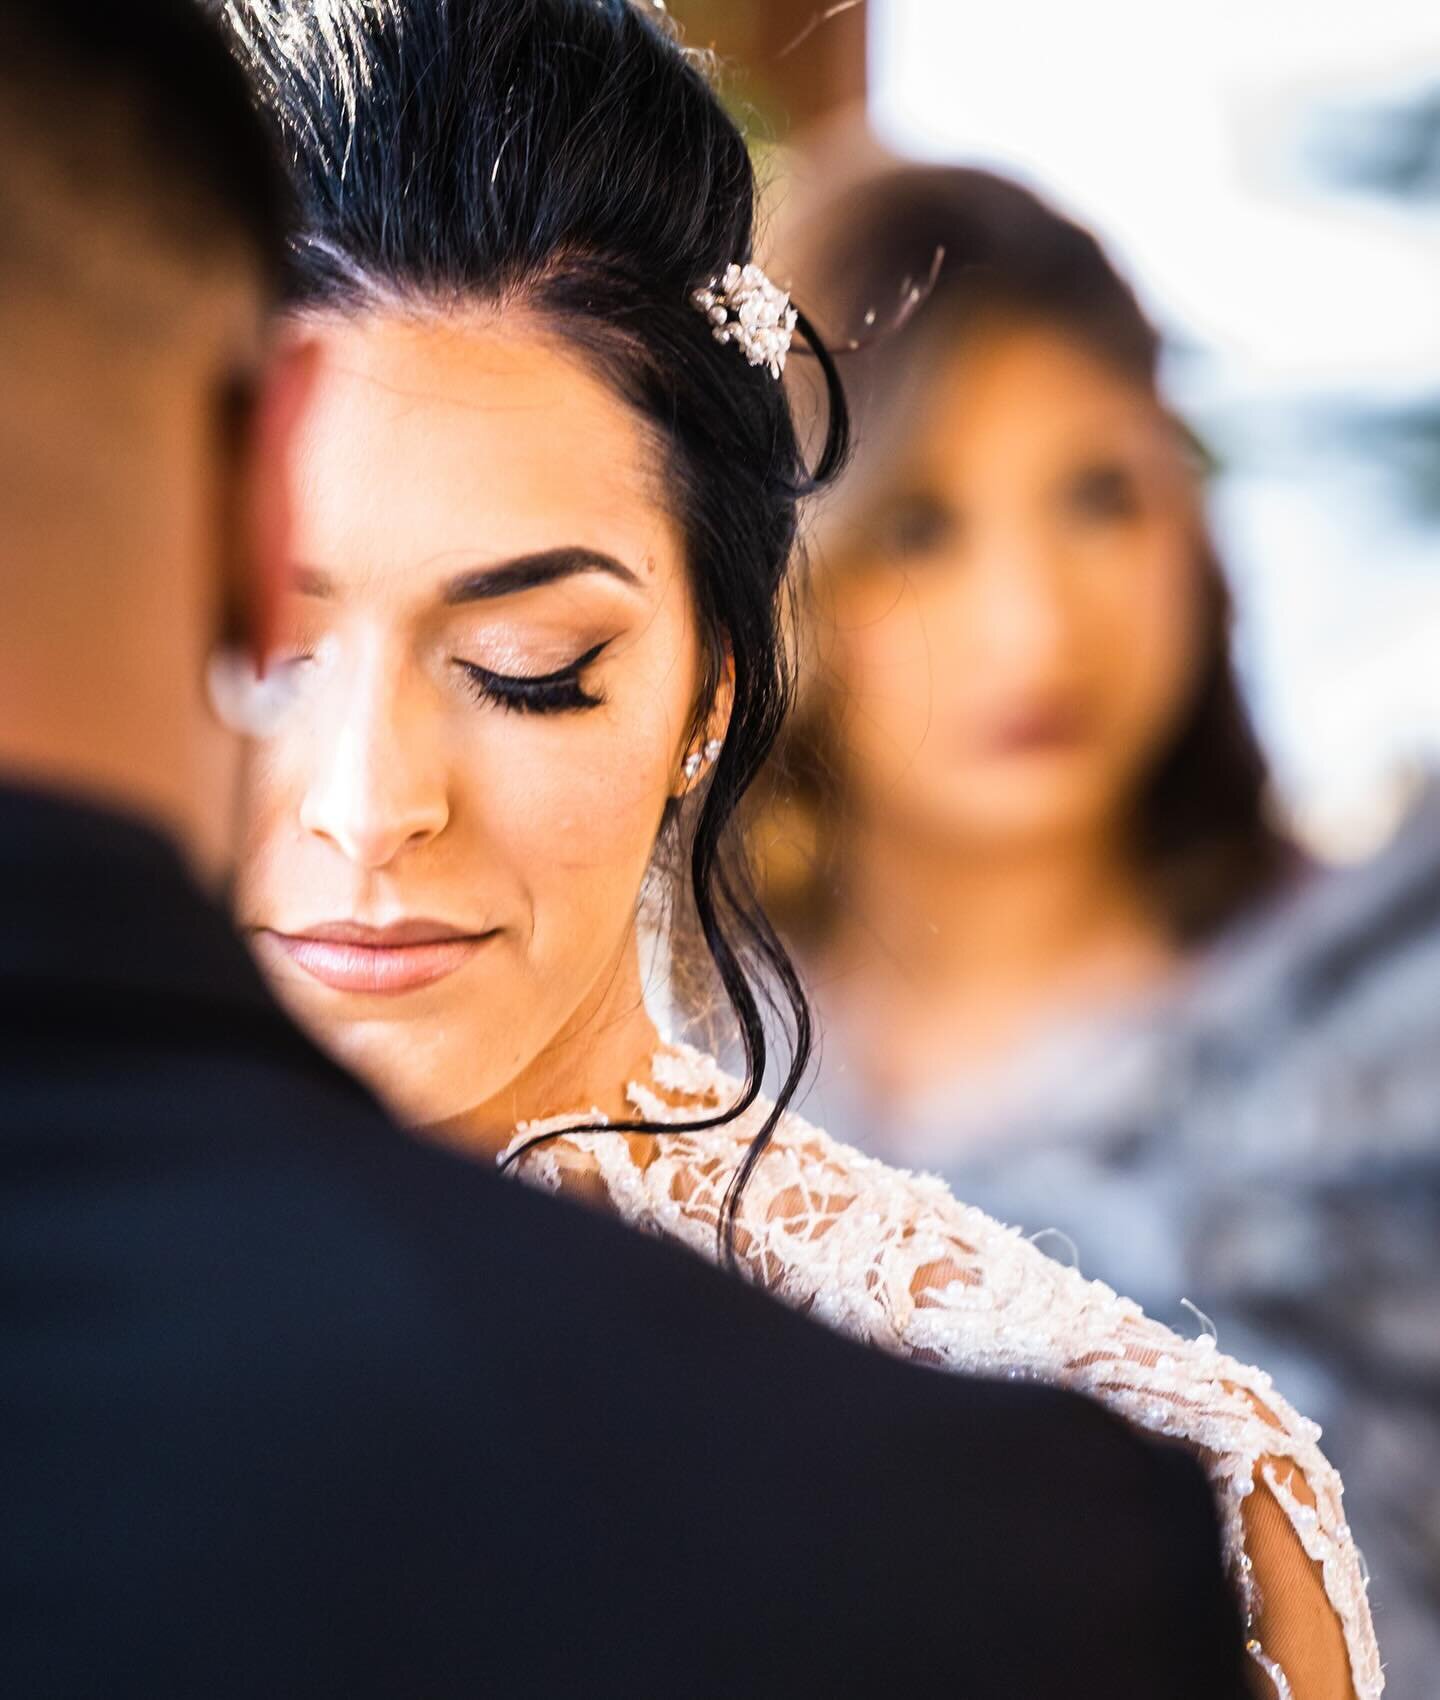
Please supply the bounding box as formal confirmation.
[759,163,1297,1192]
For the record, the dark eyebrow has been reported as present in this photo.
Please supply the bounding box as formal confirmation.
[288,549,642,604]
[443,547,641,604]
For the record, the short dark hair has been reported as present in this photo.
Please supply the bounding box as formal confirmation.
[0,0,287,285]
[221,0,850,1254]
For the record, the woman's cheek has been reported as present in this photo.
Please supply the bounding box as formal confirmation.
[1101,538,1206,770]
[235,747,302,916]
[840,587,950,767]
[471,711,674,889]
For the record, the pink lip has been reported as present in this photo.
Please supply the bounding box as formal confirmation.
[260,920,492,995]
[975,706,1092,757]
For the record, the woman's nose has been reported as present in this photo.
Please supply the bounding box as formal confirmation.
[300,663,449,870]
[966,536,1072,670]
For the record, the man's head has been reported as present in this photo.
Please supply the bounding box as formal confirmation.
[0,0,304,874]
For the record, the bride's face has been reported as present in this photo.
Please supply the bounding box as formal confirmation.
[236,311,703,1124]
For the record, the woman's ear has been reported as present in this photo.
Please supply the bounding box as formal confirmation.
[678,644,737,794]
[709,643,736,749]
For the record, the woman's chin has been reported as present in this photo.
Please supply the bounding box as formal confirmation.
[365,1055,502,1131]
[884,795,1115,859]
[284,1008,516,1138]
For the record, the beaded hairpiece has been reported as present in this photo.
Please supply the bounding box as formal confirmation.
[691,262,799,380]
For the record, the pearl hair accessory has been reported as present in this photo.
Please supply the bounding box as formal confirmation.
[692,263,798,379]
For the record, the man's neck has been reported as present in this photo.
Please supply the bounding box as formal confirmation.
[0,295,242,885]
[0,694,185,845]
[0,597,235,889]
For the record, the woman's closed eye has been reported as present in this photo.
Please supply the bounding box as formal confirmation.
[454,638,610,714]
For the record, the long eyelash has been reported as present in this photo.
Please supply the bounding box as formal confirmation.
[454,639,609,716]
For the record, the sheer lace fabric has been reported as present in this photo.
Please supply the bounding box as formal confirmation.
[502,1044,1382,1700]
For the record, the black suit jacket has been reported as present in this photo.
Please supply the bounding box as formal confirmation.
[0,785,1247,1698]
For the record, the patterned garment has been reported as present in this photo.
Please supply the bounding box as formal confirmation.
[504,1044,1383,1700]
[794,785,1440,1698]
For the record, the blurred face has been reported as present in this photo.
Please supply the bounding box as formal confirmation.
[236,312,706,1125]
[821,320,1207,852]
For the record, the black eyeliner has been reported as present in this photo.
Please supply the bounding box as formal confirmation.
[453,638,611,714]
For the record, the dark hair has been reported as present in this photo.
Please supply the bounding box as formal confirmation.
[221,0,848,1260]
[0,0,286,284]
[760,164,1293,949]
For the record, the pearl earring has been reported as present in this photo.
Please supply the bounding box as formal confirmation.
[681,737,724,786]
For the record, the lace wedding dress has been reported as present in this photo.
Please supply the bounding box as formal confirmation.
[503,1044,1383,1700]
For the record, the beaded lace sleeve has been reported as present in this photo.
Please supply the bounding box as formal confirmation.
[503,1045,1382,1700]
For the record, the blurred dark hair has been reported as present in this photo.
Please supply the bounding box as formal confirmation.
[760,164,1292,949]
[220,0,849,1259]
[0,0,286,284]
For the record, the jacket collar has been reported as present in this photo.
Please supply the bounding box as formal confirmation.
[0,780,279,1021]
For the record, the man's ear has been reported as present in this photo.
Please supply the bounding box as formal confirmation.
[243,332,321,672]
[214,332,320,674]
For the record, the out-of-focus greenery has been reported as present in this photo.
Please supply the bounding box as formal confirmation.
[664,0,805,143]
